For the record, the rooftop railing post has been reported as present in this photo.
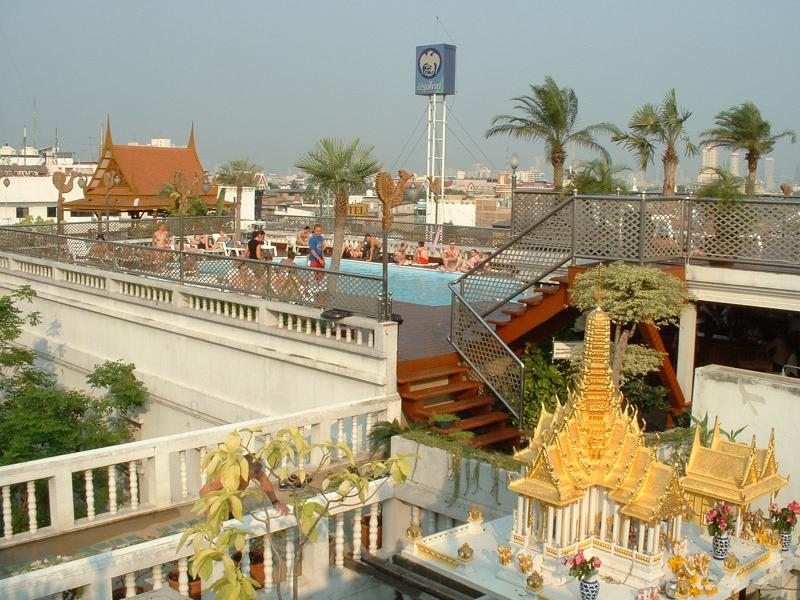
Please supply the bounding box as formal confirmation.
[638,191,647,264]
[571,192,577,265]
[179,249,185,284]
[684,196,693,265]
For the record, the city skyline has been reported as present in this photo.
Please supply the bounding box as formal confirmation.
[2,0,798,183]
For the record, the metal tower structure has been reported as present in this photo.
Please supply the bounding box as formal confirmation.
[426,94,447,224]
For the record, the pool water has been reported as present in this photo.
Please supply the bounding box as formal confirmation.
[289,258,460,306]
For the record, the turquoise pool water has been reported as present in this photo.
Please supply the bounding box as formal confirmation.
[289,258,460,306]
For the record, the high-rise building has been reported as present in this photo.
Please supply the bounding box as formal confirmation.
[729,152,740,177]
[698,145,719,183]
[765,157,775,193]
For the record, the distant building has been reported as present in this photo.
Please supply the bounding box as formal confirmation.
[729,152,741,177]
[698,145,719,183]
[765,157,775,193]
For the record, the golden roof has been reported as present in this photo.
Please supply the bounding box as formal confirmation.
[509,308,685,524]
[680,420,787,506]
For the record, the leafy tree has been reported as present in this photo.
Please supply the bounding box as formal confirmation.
[612,89,699,196]
[486,76,615,190]
[18,215,54,225]
[570,159,631,194]
[217,158,261,231]
[181,428,412,600]
[295,139,381,271]
[700,102,796,195]
[570,262,690,391]
[158,183,209,217]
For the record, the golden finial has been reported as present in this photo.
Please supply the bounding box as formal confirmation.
[526,571,544,592]
[467,505,484,523]
[457,543,474,562]
[406,522,422,541]
[497,545,513,566]
[517,553,534,573]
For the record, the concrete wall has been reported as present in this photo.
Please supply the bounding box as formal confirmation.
[692,365,800,507]
[0,254,397,438]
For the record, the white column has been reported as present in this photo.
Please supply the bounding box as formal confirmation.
[735,508,743,538]
[566,504,574,545]
[675,515,683,540]
[151,565,162,590]
[676,305,697,400]
[368,503,380,553]
[554,508,562,547]
[600,494,609,541]
[622,517,631,549]
[425,509,437,535]
[637,521,645,554]
[516,496,525,536]
[334,513,344,568]
[547,505,555,545]
[580,493,590,539]
[84,471,95,521]
[26,481,37,533]
[352,507,362,561]
[612,502,620,544]
[647,525,656,554]
[263,534,273,590]
[588,488,597,536]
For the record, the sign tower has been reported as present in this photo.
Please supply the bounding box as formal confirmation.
[415,44,456,224]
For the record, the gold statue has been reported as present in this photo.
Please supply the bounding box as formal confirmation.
[468,505,484,522]
[723,553,739,572]
[497,545,513,566]
[526,571,544,592]
[375,170,413,229]
[457,543,474,562]
[517,553,534,573]
[406,522,422,541]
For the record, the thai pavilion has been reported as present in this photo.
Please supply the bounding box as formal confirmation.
[64,120,219,219]
[508,307,686,586]
[680,422,788,536]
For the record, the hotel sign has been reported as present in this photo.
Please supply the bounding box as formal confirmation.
[415,44,456,96]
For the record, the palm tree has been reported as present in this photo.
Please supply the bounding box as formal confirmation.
[295,139,380,271]
[695,168,745,203]
[612,89,699,196]
[216,158,261,231]
[486,76,615,190]
[700,102,796,195]
[571,159,631,194]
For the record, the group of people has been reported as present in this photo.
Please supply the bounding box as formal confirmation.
[438,241,484,273]
[151,223,243,254]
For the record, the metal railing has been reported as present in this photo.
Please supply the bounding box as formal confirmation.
[12,215,234,241]
[0,229,388,319]
[449,196,576,421]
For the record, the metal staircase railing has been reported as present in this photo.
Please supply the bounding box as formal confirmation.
[448,195,576,421]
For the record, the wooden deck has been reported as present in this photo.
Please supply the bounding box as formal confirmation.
[393,301,453,362]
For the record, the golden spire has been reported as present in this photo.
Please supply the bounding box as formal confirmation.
[573,308,620,459]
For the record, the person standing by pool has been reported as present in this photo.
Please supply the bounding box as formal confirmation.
[413,241,429,265]
[246,230,266,260]
[152,222,170,248]
[308,224,325,269]
[296,226,311,254]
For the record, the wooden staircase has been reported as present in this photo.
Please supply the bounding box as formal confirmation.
[397,354,523,449]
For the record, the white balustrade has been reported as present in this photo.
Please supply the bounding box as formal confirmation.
[335,513,345,568]
[0,395,399,546]
[285,529,295,584]
[177,557,189,596]
[152,564,163,589]
[263,533,273,590]
[124,571,136,597]
[368,503,379,553]
[352,507,362,561]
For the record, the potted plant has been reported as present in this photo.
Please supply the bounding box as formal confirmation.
[704,502,734,559]
[168,568,202,600]
[769,500,800,551]
[428,413,459,430]
[562,549,601,600]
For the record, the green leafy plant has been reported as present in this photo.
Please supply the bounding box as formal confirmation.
[521,344,567,430]
[620,378,669,413]
[428,413,459,429]
[180,428,413,600]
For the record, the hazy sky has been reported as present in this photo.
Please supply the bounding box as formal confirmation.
[2,1,799,183]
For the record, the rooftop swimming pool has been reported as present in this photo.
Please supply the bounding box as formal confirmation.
[290,258,460,306]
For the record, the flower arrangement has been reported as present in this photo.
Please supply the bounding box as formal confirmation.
[769,500,800,534]
[562,549,601,580]
[704,502,734,537]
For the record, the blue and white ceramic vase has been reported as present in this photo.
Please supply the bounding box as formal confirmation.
[712,532,729,560]
[780,532,792,552]
[579,576,600,600]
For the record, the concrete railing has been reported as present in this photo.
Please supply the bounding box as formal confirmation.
[0,479,393,599]
[0,395,400,548]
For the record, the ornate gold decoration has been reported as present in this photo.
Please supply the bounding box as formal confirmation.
[426,176,442,202]
[722,553,739,572]
[457,543,474,562]
[416,543,458,569]
[406,521,422,541]
[375,170,413,229]
[517,553,533,573]
[509,308,686,526]
[468,504,484,522]
[526,571,544,592]
[497,545,513,566]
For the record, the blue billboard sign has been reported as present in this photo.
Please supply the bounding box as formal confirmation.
[415,44,456,96]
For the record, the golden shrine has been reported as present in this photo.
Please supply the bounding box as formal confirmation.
[65,119,219,217]
[508,307,686,585]
[681,421,787,534]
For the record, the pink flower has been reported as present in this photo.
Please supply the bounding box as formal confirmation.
[592,557,602,568]
[719,522,727,530]
[710,509,718,517]
[721,504,730,514]
[770,502,778,510]
[574,553,585,566]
